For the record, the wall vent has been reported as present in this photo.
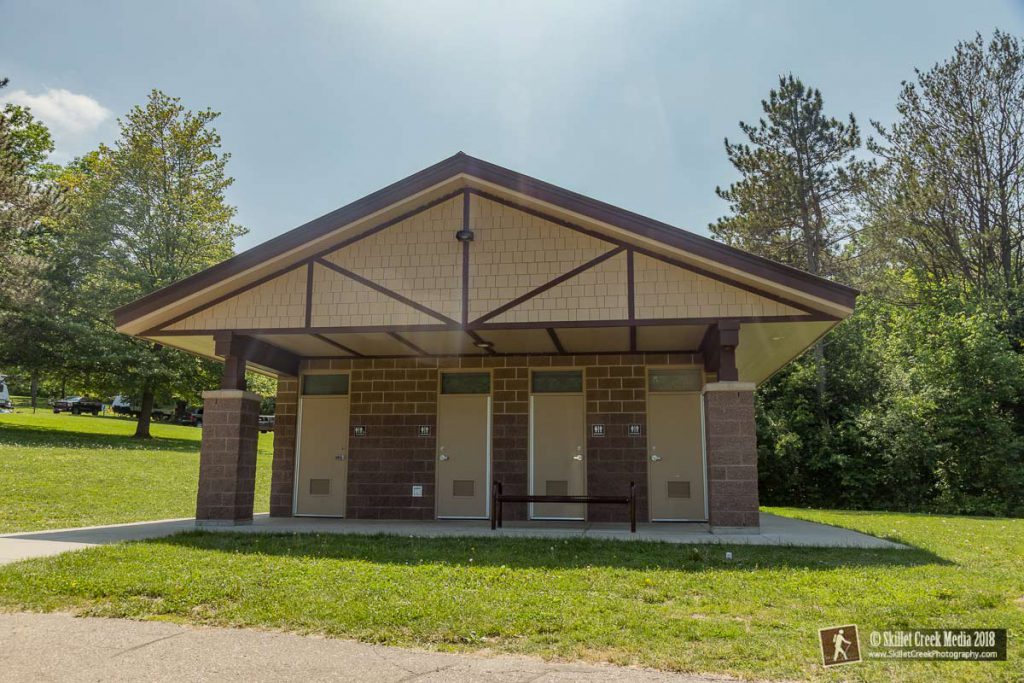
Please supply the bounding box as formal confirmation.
[667,481,691,499]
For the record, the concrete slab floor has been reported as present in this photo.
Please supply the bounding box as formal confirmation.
[0,612,738,683]
[0,512,904,566]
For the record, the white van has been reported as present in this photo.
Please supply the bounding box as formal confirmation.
[0,375,11,411]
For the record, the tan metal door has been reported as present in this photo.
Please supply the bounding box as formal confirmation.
[295,395,350,516]
[530,394,586,519]
[647,393,706,520]
[436,394,490,518]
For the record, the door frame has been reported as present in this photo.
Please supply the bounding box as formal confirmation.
[528,367,587,521]
[292,369,351,518]
[434,369,494,520]
[646,366,709,522]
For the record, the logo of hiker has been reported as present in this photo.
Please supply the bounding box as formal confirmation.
[819,625,861,666]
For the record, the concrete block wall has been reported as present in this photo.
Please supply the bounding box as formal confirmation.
[271,353,715,522]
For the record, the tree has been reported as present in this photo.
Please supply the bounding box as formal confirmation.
[712,75,866,396]
[712,75,866,280]
[0,77,67,407]
[81,91,246,437]
[869,31,1024,299]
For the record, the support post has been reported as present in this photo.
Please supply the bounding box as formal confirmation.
[270,375,299,517]
[703,381,760,532]
[195,389,261,525]
[700,320,740,382]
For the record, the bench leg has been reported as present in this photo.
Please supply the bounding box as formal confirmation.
[630,481,636,533]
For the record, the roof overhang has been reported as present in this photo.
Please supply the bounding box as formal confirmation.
[115,153,858,384]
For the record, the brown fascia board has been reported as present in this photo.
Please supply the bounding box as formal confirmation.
[114,152,859,329]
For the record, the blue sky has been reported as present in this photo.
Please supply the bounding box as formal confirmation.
[2,1,1022,250]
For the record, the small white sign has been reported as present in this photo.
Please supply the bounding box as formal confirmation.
[411,485,423,498]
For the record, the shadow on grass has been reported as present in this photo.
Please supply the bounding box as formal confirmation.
[0,420,200,453]
[148,529,952,571]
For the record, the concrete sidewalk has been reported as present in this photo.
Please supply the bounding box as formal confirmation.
[0,512,903,565]
[0,612,732,682]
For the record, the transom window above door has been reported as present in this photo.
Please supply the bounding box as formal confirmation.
[302,374,349,396]
[648,368,702,392]
[440,372,491,394]
[531,370,583,393]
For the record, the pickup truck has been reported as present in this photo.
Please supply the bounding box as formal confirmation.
[52,396,102,415]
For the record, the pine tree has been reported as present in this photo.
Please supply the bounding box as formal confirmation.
[712,75,865,396]
[712,75,865,280]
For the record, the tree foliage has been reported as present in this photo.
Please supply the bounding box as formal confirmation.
[0,77,64,310]
[1,90,245,433]
[869,31,1024,296]
[72,91,245,436]
[752,33,1024,517]
[712,75,866,280]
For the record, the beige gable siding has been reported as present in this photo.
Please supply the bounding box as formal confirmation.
[468,195,617,320]
[310,263,438,327]
[633,254,806,319]
[321,196,462,321]
[489,251,629,324]
[166,267,307,331]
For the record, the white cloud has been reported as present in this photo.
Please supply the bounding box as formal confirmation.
[1,88,111,136]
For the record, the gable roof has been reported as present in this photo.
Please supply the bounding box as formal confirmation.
[114,152,857,330]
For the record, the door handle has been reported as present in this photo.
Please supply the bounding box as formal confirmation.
[650,454,662,462]
[439,453,449,461]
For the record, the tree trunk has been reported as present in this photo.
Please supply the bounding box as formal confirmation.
[133,384,155,439]
[813,341,827,399]
[173,399,187,423]
[30,371,38,413]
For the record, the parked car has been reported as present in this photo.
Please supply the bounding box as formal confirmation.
[181,408,203,427]
[53,396,102,415]
[258,414,275,433]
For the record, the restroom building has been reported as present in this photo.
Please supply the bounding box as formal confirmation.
[114,153,856,531]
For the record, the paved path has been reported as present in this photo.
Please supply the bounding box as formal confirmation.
[0,612,733,682]
[0,512,903,565]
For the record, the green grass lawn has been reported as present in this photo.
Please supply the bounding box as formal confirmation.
[0,403,273,532]
[0,511,1019,682]
[0,403,1020,681]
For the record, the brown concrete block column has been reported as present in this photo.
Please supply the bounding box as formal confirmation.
[195,389,261,526]
[703,382,760,532]
[269,377,299,517]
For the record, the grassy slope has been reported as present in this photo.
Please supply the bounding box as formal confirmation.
[0,406,273,532]
[0,511,1020,682]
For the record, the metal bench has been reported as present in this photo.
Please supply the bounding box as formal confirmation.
[490,480,637,533]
